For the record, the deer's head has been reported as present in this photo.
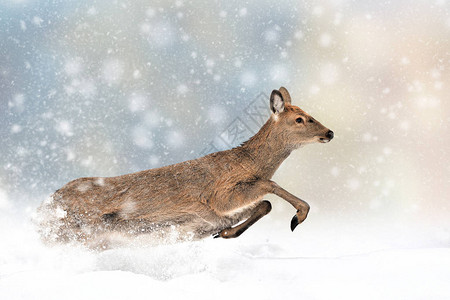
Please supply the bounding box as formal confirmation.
[269,87,334,149]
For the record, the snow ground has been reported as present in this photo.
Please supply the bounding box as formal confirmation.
[1,207,450,300]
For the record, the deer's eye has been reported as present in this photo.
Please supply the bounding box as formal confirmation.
[296,117,304,124]
[308,119,314,123]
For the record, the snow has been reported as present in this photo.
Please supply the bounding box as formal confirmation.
[146,8,156,18]
[1,207,450,300]
[102,59,125,85]
[263,29,280,44]
[1,0,450,299]
[10,124,22,134]
[176,84,189,95]
[8,94,25,111]
[0,190,10,210]
[207,105,227,124]
[241,71,257,87]
[270,65,289,83]
[55,120,74,137]
[143,22,176,47]
[320,63,339,85]
[64,58,83,76]
[166,131,185,148]
[128,94,149,112]
[319,33,332,47]
[239,7,248,17]
[132,126,154,149]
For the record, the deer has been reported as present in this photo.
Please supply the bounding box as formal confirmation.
[37,87,334,248]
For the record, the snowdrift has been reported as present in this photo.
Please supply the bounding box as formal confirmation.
[1,203,449,300]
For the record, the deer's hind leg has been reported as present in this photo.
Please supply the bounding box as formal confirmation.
[213,200,272,239]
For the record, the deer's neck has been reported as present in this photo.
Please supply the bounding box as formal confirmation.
[240,118,293,179]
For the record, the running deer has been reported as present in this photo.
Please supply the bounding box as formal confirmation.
[37,87,333,247]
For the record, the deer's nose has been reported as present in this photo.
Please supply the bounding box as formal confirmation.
[326,130,334,140]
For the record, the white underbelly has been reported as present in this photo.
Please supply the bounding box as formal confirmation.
[223,200,260,218]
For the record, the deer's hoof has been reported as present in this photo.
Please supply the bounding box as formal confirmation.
[290,214,299,232]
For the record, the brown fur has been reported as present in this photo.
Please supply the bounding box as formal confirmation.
[37,87,333,247]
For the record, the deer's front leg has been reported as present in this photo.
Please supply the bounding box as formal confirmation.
[260,180,310,232]
[213,200,272,239]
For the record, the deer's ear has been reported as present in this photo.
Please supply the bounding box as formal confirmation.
[270,90,285,114]
[279,87,291,105]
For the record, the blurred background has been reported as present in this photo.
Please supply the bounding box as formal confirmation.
[1,0,449,247]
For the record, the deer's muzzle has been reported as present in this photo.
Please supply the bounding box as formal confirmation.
[319,130,334,143]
